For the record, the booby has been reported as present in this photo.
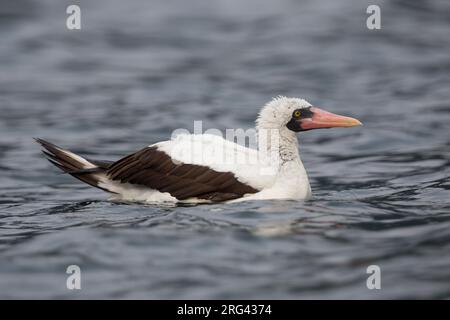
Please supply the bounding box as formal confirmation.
[35,97,361,203]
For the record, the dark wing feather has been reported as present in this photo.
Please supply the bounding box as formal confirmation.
[107,147,259,201]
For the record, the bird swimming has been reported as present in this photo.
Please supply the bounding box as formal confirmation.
[35,96,361,203]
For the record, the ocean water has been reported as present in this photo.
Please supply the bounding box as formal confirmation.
[0,0,449,299]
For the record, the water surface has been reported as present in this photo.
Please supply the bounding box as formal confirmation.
[0,0,449,299]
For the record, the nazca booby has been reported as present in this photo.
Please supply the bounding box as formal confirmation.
[35,97,361,203]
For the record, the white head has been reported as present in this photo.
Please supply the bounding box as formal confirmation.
[256,96,362,133]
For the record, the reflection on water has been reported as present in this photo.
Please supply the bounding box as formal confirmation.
[0,0,450,299]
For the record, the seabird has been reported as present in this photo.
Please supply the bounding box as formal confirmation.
[35,97,361,203]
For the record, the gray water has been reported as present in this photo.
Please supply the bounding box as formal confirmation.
[1,0,450,299]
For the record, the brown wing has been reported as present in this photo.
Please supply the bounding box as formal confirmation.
[107,147,259,201]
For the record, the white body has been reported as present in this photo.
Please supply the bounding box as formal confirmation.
[102,132,311,203]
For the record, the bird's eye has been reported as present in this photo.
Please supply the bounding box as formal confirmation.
[293,110,301,118]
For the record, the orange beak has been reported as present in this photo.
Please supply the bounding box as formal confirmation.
[300,107,362,130]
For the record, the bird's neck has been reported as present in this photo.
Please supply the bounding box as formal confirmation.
[256,126,310,198]
[256,127,301,165]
